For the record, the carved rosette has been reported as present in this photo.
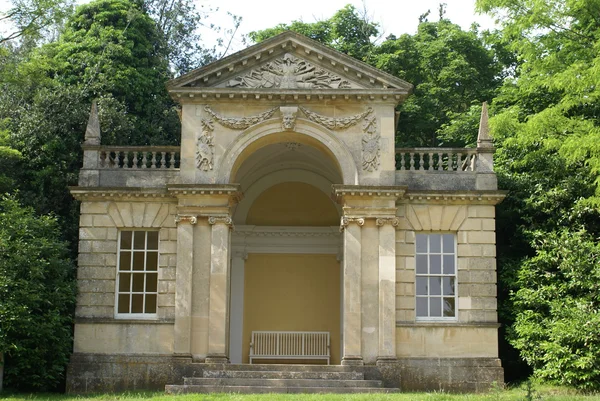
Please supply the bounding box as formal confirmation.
[175,215,198,225]
[204,105,277,130]
[340,216,366,232]
[196,119,214,171]
[375,217,400,227]
[299,106,373,130]
[208,216,233,227]
[226,53,353,89]
[362,112,380,172]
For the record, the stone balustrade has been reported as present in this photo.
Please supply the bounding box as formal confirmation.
[98,146,181,169]
[395,148,477,172]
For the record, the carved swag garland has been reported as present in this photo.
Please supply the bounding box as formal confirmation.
[197,105,380,172]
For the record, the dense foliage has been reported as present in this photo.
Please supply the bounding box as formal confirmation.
[0,195,76,390]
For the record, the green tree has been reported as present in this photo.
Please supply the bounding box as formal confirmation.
[370,18,504,147]
[249,4,379,61]
[477,0,600,386]
[0,194,76,391]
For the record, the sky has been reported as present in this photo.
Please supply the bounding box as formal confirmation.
[1,0,497,52]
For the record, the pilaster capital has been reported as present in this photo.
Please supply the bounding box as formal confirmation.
[208,215,233,227]
[375,217,400,227]
[340,216,365,232]
[175,214,197,225]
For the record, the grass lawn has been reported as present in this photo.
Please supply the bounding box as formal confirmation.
[1,385,599,401]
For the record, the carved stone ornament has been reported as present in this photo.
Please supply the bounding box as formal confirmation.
[208,216,233,226]
[204,105,277,130]
[362,113,380,172]
[227,53,352,89]
[175,215,198,225]
[340,216,365,232]
[196,119,214,170]
[299,106,373,131]
[280,106,298,131]
[376,217,400,227]
[285,142,301,151]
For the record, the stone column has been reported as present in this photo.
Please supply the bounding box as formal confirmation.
[376,217,399,362]
[173,214,196,356]
[206,216,233,363]
[340,216,364,366]
[229,251,246,364]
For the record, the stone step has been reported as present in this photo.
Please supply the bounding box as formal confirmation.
[165,385,400,394]
[203,369,364,380]
[194,363,358,372]
[184,377,382,388]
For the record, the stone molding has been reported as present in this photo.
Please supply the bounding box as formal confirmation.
[207,216,233,226]
[376,217,400,227]
[232,225,340,255]
[175,215,198,225]
[204,105,277,130]
[70,187,176,201]
[167,184,242,202]
[196,119,214,170]
[404,190,507,205]
[226,53,354,89]
[298,105,372,130]
[333,185,408,199]
[339,216,365,231]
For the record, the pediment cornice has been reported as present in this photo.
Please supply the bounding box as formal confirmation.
[168,31,412,102]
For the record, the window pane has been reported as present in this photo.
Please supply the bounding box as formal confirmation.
[443,255,455,274]
[134,231,146,250]
[443,234,454,253]
[120,231,132,249]
[132,273,145,292]
[118,294,130,313]
[416,254,428,274]
[118,273,131,292]
[119,252,131,271]
[146,252,158,271]
[416,277,428,295]
[146,273,158,292]
[147,232,159,250]
[430,297,442,317]
[430,255,441,274]
[443,277,455,296]
[416,234,428,253]
[443,297,455,317]
[131,294,144,313]
[133,252,145,271]
[145,294,157,313]
[430,234,441,253]
[416,297,428,317]
[430,277,441,295]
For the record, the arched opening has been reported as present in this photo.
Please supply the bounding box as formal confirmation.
[228,135,344,365]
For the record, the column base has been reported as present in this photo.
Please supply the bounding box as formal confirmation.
[376,356,398,366]
[341,357,364,366]
[172,353,192,361]
[205,355,229,364]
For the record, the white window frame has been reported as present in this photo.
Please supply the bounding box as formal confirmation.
[114,229,159,320]
[415,232,458,321]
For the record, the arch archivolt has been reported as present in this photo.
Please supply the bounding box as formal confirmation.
[216,118,358,185]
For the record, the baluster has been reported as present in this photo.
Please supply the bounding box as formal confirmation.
[428,152,434,171]
[150,152,156,168]
[400,153,406,170]
[141,152,148,168]
[452,153,457,171]
[409,152,415,170]
[122,151,129,168]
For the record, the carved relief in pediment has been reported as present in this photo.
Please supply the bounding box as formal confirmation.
[225,53,355,89]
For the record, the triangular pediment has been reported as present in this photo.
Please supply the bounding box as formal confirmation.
[168,31,413,93]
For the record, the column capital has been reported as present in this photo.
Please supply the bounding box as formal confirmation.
[208,215,233,227]
[175,214,197,225]
[375,217,400,227]
[340,216,365,231]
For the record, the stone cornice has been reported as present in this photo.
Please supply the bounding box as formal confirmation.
[333,185,408,200]
[396,322,501,329]
[167,184,242,201]
[170,88,408,104]
[234,225,339,238]
[75,317,175,325]
[402,190,507,205]
[69,187,176,202]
